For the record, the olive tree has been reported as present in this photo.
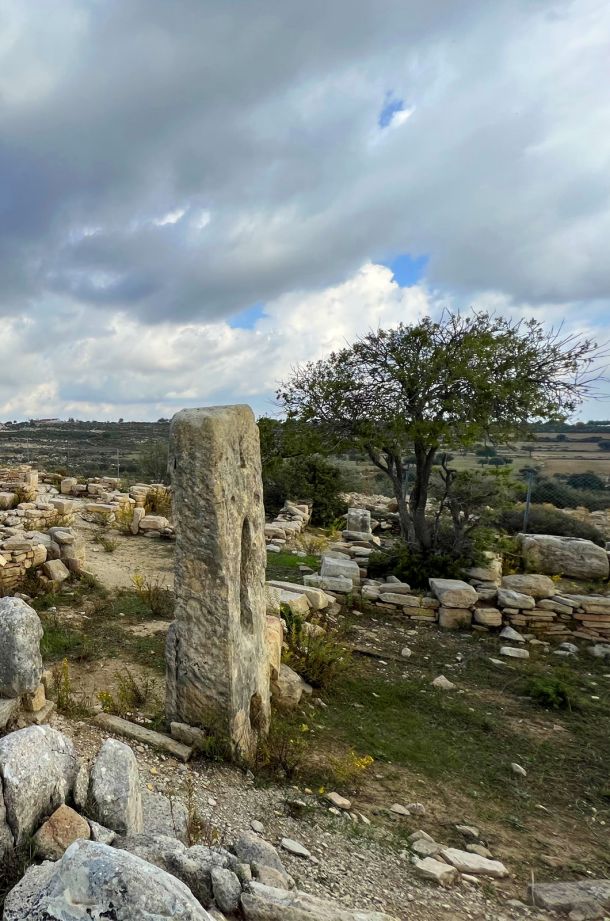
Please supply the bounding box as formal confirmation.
[278,312,600,554]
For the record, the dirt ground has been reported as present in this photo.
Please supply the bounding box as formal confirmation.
[41,516,609,921]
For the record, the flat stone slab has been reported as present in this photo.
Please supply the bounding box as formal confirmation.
[528,879,610,911]
[94,714,192,762]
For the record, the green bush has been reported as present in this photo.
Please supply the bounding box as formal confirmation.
[499,505,606,545]
[516,475,610,511]
[263,455,345,526]
[367,542,477,589]
[525,675,581,711]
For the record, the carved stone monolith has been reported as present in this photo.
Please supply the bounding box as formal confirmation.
[166,406,270,759]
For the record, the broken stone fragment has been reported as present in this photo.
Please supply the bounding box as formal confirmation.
[33,804,90,860]
[87,738,143,836]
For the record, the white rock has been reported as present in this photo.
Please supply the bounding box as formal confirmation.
[499,646,530,660]
[440,847,508,878]
[414,857,459,886]
[431,675,456,690]
[429,578,478,608]
[87,738,143,836]
[280,837,311,858]
[325,792,351,810]
[500,626,526,643]
[511,762,527,777]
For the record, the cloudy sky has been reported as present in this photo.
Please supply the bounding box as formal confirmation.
[0,0,609,421]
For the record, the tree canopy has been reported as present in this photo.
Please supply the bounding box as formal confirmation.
[278,311,600,554]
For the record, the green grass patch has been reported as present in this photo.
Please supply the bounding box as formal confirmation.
[265,551,319,584]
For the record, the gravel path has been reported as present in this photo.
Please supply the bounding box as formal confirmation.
[53,714,557,921]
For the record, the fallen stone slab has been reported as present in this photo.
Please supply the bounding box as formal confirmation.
[501,574,556,598]
[266,581,329,611]
[414,856,459,886]
[241,881,400,920]
[500,646,529,659]
[528,879,610,912]
[94,713,192,761]
[440,847,508,878]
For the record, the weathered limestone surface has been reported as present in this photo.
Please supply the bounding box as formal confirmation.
[3,840,215,921]
[0,597,43,697]
[0,726,79,844]
[87,738,143,836]
[520,534,609,580]
[166,406,271,759]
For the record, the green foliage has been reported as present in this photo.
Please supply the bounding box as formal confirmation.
[131,572,174,618]
[525,675,581,711]
[282,615,351,689]
[521,474,610,511]
[279,311,599,555]
[93,531,118,552]
[52,658,92,717]
[263,453,345,525]
[499,505,606,545]
[565,472,607,491]
[98,668,160,718]
[367,543,474,588]
[145,485,172,517]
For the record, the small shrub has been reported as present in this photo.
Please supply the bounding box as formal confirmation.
[98,668,159,717]
[367,544,474,589]
[52,659,92,717]
[145,486,172,518]
[525,675,581,711]
[250,716,307,780]
[283,625,351,690]
[93,532,118,553]
[326,750,374,788]
[114,504,135,534]
[131,572,174,618]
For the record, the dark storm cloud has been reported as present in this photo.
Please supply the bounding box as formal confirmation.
[3,0,606,326]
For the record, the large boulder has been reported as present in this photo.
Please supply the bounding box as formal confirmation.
[0,726,79,844]
[116,833,237,908]
[0,597,43,697]
[87,738,143,836]
[520,534,609,581]
[3,839,215,920]
[142,791,189,844]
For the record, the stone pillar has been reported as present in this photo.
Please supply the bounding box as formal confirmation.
[166,406,270,759]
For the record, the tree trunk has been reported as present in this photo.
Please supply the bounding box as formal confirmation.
[409,444,437,552]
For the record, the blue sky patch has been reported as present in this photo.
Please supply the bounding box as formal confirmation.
[228,302,266,329]
[378,94,406,128]
[383,253,428,287]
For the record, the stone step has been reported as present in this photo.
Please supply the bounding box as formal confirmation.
[94,713,192,762]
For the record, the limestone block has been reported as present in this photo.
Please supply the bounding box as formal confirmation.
[266,580,329,610]
[142,791,189,844]
[139,514,170,531]
[346,508,372,535]
[438,607,472,629]
[0,597,43,697]
[271,664,311,710]
[241,882,399,921]
[60,477,77,495]
[264,584,281,615]
[497,588,535,610]
[303,574,353,593]
[166,406,271,760]
[23,683,46,712]
[320,553,360,583]
[0,492,16,510]
[87,739,143,836]
[465,552,502,584]
[500,573,555,598]
[33,804,91,860]
[429,578,478,608]
[43,559,70,583]
[473,608,502,627]
[0,698,20,730]
[131,506,146,534]
[520,534,609,580]
[440,847,508,878]
[0,726,79,844]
